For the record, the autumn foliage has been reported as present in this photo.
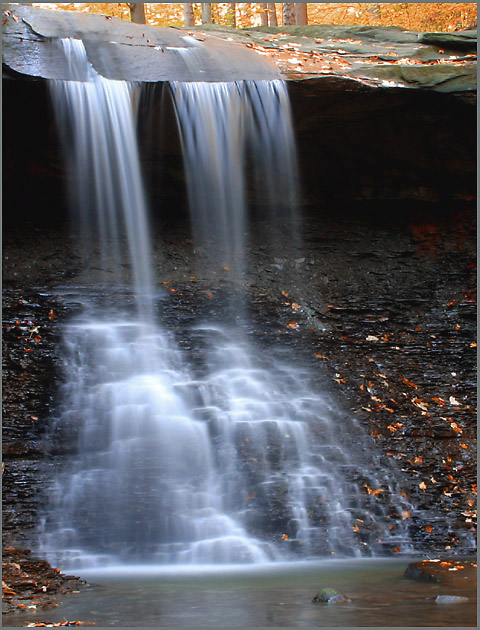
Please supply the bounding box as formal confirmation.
[29,3,477,32]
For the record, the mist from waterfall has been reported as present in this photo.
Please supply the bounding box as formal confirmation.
[39,38,413,571]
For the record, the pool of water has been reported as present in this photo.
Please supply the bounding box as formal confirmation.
[5,558,476,627]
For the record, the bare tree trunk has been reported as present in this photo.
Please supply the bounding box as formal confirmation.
[267,3,278,26]
[201,3,212,24]
[228,3,236,28]
[260,3,269,26]
[183,3,195,27]
[128,2,146,25]
[283,3,296,26]
[295,2,308,25]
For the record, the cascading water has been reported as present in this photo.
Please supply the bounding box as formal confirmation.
[39,38,413,570]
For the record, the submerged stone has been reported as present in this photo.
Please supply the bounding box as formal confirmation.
[404,562,440,583]
[312,587,350,604]
[434,595,470,604]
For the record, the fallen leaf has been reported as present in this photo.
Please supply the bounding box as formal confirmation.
[291,302,300,311]
[47,309,56,322]
[425,525,433,533]
[419,481,427,490]
[286,321,299,329]
[401,510,411,520]
[205,292,213,298]
[281,290,289,297]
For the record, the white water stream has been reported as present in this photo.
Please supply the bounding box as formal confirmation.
[39,39,412,570]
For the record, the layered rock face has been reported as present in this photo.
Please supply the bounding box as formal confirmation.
[2,6,477,556]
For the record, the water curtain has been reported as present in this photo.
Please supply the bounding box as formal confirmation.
[40,38,412,569]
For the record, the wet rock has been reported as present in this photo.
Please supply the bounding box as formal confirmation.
[312,587,350,604]
[2,546,86,615]
[404,559,477,586]
[434,595,470,604]
[404,561,440,583]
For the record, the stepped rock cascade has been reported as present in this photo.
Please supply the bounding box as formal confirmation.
[39,38,414,570]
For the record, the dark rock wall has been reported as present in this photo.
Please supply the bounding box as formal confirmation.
[2,74,477,553]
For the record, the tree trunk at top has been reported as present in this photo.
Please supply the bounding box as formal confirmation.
[267,3,278,26]
[128,3,146,25]
[295,2,308,25]
[283,3,296,26]
[260,3,269,26]
[183,3,195,27]
[201,3,212,24]
[228,3,236,28]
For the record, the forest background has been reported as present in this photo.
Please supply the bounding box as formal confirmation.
[26,3,477,32]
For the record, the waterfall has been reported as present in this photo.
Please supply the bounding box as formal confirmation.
[39,38,412,570]
[170,79,300,274]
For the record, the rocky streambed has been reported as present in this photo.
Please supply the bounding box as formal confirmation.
[2,202,477,621]
[2,6,477,622]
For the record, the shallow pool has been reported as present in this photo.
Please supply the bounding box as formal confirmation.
[4,558,477,627]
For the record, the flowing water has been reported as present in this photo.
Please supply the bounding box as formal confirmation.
[39,38,414,573]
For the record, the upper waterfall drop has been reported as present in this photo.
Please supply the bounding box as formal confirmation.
[51,38,154,316]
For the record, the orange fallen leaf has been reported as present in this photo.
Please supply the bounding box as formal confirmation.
[282,533,289,540]
[286,321,299,329]
[205,292,213,298]
[459,443,468,449]
[352,524,360,532]
[281,290,289,297]
[291,302,300,311]
[48,309,56,322]
[425,525,433,533]
[401,510,411,520]
[223,266,230,271]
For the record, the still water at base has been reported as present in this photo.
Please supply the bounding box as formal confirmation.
[5,558,476,627]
